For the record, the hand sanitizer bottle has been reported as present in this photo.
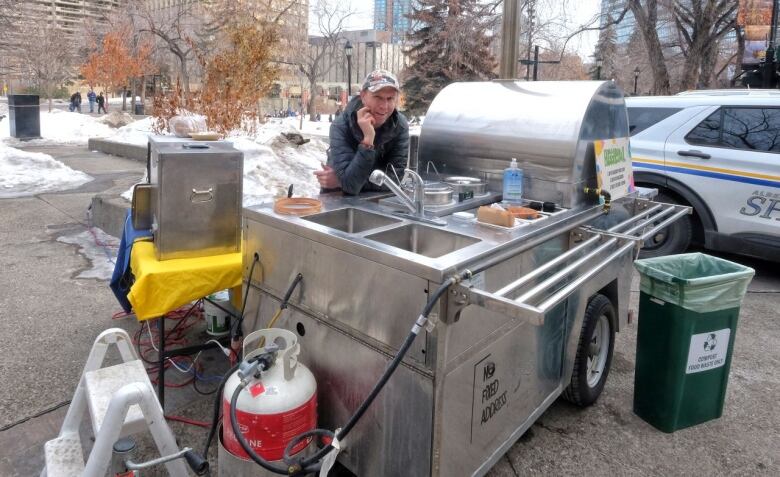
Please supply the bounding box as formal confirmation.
[503,158,523,204]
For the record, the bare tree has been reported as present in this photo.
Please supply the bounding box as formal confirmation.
[730,25,746,87]
[624,0,672,94]
[673,0,737,90]
[0,1,25,80]
[15,22,77,111]
[535,43,589,80]
[128,0,204,103]
[0,0,18,34]
[301,0,354,119]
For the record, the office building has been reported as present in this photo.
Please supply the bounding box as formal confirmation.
[374,0,413,43]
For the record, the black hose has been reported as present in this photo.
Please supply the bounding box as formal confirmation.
[280,273,304,310]
[294,274,462,468]
[201,362,240,458]
[231,253,260,341]
[224,271,465,473]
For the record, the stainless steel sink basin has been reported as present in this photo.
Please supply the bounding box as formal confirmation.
[365,224,481,258]
[301,207,400,233]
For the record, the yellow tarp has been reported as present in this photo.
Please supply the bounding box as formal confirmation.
[128,240,243,321]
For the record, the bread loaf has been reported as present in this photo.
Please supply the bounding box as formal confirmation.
[477,206,515,227]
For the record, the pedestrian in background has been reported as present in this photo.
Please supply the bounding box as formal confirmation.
[68,92,82,113]
[87,88,96,113]
[97,92,106,114]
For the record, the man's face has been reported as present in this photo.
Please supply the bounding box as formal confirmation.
[360,87,398,127]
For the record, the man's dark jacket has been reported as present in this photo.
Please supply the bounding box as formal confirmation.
[328,96,409,195]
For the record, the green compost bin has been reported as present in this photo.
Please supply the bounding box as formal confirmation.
[633,253,754,433]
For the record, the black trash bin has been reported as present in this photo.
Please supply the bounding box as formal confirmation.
[134,103,145,115]
[9,94,41,139]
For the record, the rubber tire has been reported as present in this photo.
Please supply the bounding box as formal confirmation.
[562,294,616,407]
[639,192,692,258]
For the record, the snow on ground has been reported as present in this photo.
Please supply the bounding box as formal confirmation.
[233,133,327,207]
[57,227,119,280]
[113,117,329,206]
[109,116,159,146]
[1,109,114,146]
[274,116,330,138]
[0,144,93,198]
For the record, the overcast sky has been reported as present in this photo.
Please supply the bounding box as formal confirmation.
[337,0,602,59]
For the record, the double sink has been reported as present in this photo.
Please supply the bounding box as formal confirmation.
[301,207,481,259]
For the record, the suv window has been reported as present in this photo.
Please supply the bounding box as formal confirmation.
[686,110,721,146]
[686,107,780,153]
[722,108,780,152]
[627,107,682,136]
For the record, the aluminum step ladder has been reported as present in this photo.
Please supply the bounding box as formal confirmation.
[41,328,188,477]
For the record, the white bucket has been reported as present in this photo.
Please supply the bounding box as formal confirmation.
[204,290,232,336]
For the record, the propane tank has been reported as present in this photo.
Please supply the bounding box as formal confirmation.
[222,329,317,464]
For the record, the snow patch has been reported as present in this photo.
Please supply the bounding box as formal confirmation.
[110,116,160,146]
[1,109,115,145]
[0,144,93,198]
[57,227,120,280]
[116,118,328,207]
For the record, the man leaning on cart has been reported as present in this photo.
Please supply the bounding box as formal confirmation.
[314,69,410,194]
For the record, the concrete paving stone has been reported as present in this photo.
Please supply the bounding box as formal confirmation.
[19,145,145,174]
[90,194,132,238]
[87,138,147,162]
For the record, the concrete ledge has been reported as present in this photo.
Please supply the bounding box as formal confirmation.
[88,138,146,162]
[90,194,130,238]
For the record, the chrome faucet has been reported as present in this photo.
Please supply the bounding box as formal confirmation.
[369,169,445,226]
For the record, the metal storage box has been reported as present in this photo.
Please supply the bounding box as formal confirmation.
[149,137,243,260]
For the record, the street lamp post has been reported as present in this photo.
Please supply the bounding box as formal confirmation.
[595,56,603,81]
[634,66,640,95]
[345,41,353,101]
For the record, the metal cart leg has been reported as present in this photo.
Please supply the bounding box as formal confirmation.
[158,316,165,410]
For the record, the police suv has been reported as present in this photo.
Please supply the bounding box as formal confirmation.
[626,90,780,261]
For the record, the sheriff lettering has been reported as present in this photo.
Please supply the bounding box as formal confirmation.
[739,190,780,220]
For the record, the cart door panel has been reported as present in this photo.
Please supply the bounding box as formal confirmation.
[438,303,568,477]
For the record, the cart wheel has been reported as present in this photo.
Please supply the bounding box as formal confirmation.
[562,294,615,407]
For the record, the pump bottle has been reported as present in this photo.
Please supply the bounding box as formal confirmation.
[503,158,523,204]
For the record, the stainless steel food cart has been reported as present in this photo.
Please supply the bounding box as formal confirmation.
[239,81,689,476]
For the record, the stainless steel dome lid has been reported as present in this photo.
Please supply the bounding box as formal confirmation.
[418,80,628,208]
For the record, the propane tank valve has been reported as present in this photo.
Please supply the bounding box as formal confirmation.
[237,344,279,383]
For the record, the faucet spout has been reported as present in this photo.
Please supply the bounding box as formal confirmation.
[369,170,417,214]
[403,169,425,215]
[369,169,447,227]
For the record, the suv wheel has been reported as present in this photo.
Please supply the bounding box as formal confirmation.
[639,192,692,258]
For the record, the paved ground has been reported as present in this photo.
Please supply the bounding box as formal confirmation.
[0,144,778,476]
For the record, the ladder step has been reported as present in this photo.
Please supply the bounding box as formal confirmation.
[84,360,152,437]
[44,433,85,477]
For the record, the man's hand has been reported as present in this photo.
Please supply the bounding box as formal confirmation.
[314,163,341,189]
[356,107,376,145]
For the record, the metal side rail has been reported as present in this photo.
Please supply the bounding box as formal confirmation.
[453,201,691,325]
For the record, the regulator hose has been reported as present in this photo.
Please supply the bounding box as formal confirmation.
[229,383,303,475]
[227,271,467,475]
[201,362,240,458]
[292,273,463,469]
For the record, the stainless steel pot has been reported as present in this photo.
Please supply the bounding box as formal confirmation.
[403,181,454,205]
[444,176,487,201]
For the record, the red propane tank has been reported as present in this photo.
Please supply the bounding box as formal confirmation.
[222,329,317,462]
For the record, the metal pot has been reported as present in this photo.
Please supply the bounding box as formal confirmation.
[444,176,487,201]
[402,182,454,206]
